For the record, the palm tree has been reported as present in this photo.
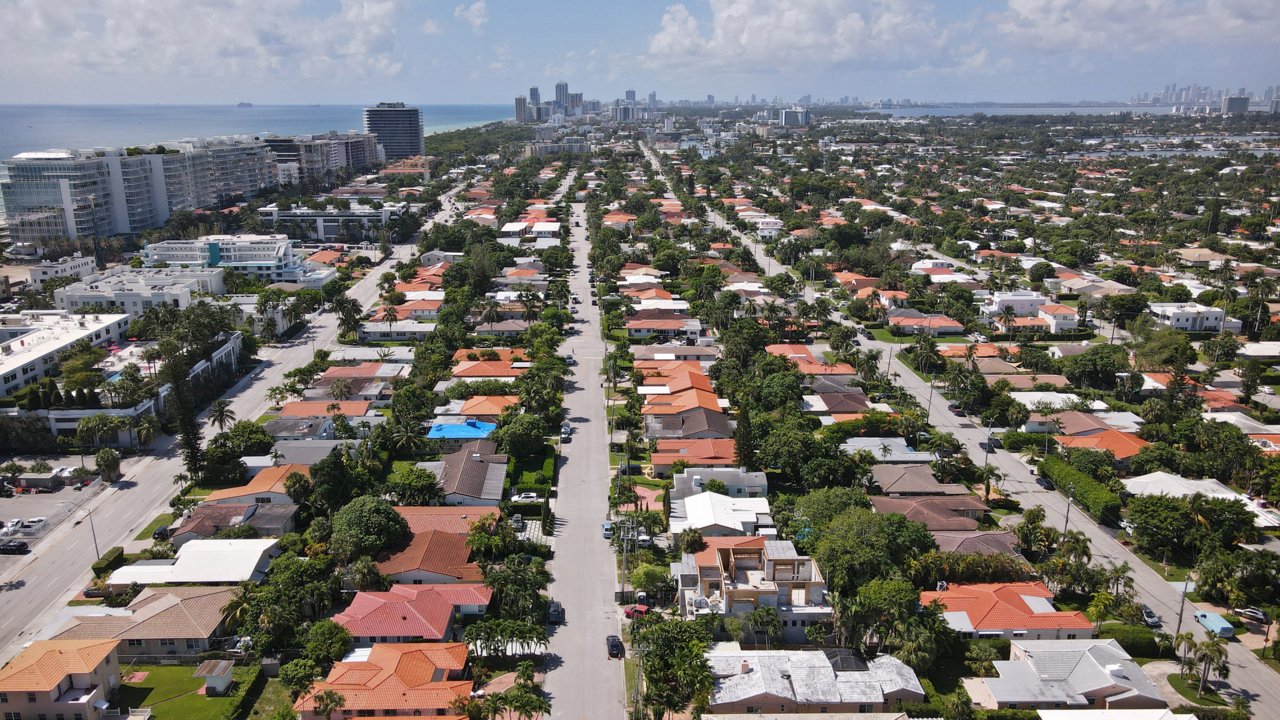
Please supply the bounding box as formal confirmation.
[312,689,345,720]
[1087,590,1115,632]
[388,424,424,457]
[1194,636,1230,697]
[329,378,353,402]
[207,399,236,432]
[221,582,257,632]
[94,448,122,483]
[479,299,502,326]
[999,304,1017,334]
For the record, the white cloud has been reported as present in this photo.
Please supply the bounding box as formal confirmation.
[421,18,441,34]
[646,0,972,74]
[994,0,1279,51]
[0,0,407,82]
[453,0,488,33]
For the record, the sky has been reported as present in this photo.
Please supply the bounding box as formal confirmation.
[0,0,1276,105]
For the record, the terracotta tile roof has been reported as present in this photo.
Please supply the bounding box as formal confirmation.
[869,495,988,530]
[451,360,526,378]
[322,362,389,379]
[939,343,1004,358]
[983,374,1071,389]
[919,582,1092,631]
[308,250,343,265]
[1054,429,1149,460]
[395,506,497,535]
[459,395,520,417]
[296,643,470,715]
[278,400,372,417]
[1028,411,1110,436]
[452,348,528,363]
[1039,304,1077,315]
[377,530,483,581]
[652,439,737,467]
[642,388,723,415]
[0,639,119,692]
[334,585,491,640]
[205,464,309,502]
[692,536,767,569]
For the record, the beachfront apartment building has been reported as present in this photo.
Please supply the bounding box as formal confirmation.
[141,234,336,287]
[53,266,226,317]
[1,137,275,249]
[362,102,424,160]
[29,252,96,289]
[262,132,380,179]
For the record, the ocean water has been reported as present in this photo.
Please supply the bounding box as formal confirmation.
[0,104,511,159]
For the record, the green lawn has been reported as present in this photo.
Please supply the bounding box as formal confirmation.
[870,328,916,344]
[245,677,293,719]
[1253,648,1280,675]
[388,459,418,481]
[134,513,175,541]
[623,656,640,704]
[254,413,278,424]
[1133,548,1193,582]
[116,665,256,720]
[1167,672,1228,706]
[67,598,104,607]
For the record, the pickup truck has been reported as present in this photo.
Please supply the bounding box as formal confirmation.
[1195,610,1235,638]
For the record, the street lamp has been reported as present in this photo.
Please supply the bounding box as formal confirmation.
[61,500,100,561]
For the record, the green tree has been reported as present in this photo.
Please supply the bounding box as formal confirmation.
[303,620,353,666]
[629,563,673,598]
[278,658,320,697]
[495,414,547,458]
[329,496,410,561]
[207,399,236,432]
[385,466,442,506]
[94,448,122,483]
[312,689,345,720]
[966,642,1000,677]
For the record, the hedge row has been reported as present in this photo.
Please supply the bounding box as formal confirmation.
[999,430,1055,453]
[218,665,264,720]
[1038,456,1122,526]
[91,546,126,578]
[1100,623,1160,658]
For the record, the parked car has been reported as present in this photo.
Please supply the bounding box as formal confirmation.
[1264,386,1276,395]
[510,514,526,531]
[601,521,614,540]
[152,526,172,541]
[23,517,46,530]
[1141,605,1162,628]
[1234,607,1269,623]
[0,540,29,554]
[561,423,573,441]
[978,441,996,453]
[565,355,577,365]
[947,404,967,417]
[1195,610,1235,638]
[624,605,650,619]
[82,583,109,599]
[512,493,542,504]
[606,634,625,659]
[547,600,565,625]
[636,534,652,548]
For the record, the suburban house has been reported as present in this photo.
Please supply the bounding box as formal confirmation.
[1147,302,1241,333]
[841,437,936,463]
[105,539,280,588]
[432,394,520,423]
[294,643,471,720]
[644,406,735,440]
[1054,430,1149,469]
[414,439,508,506]
[670,492,774,537]
[426,418,497,453]
[869,495,989,530]
[765,344,856,377]
[625,309,703,341]
[705,649,925,714]
[931,530,1022,557]
[670,537,831,643]
[277,400,373,418]
[651,438,738,476]
[261,415,335,441]
[377,530,483,584]
[964,639,1166,711]
[203,464,309,506]
[871,464,970,496]
[0,639,121,720]
[982,290,1047,319]
[333,584,492,646]
[920,582,1094,640]
[52,586,236,659]
[170,502,297,545]
[886,308,965,336]
[395,506,497,536]
[671,467,768,501]
[1038,304,1079,333]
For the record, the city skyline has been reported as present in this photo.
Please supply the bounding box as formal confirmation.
[0,0,1276,106]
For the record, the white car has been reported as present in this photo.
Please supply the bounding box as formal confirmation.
[24,517,46,529]
[1264,386,1276,395]
[511,493,542,504]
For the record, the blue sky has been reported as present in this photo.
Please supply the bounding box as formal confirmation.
[0,0,1276,105]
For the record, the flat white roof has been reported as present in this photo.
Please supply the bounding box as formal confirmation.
[0,312,130,378]
[106,539,278,585]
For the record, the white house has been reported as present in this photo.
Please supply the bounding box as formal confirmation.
[1148,302,1242,333]
[671,467,769,501]
[1037,304,1079,333]
[105,539,279,588]
[357,321,437,343]
[982,290,1048,319]
[669,492,773,537]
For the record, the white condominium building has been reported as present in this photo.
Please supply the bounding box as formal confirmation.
[53,267,226,317]
[257,201,407,242]
[0,311,131,397]
[29,252,96,290]
[141,234,336,288]
[1148,302,1242,333]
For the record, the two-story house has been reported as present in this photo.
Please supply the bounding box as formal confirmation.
[0,639,121,720]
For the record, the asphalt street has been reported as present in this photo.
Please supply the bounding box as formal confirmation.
[0,185,465,663]
[542,188,628,719]
[641,143,1280,717]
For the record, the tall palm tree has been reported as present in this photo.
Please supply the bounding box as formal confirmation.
[1195,636,1230,697]
[329,378,353,402]
[95,448,122,483]
[207,399,236,432]
[136,413,162,449]
[479,299,502,326]
[221,582,257,633]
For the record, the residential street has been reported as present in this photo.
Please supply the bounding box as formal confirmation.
[542,198,627,720]
[640,142,1280,717]
[0,186,464,663]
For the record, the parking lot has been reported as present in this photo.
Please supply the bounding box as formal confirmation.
[0,480,104,564]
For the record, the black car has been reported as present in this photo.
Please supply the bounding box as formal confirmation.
[0,540,29,554]
[978,441,995,453]
[947,404,967,417]
[606,634,625,659]
[547,600,565,625]
[152,526,172,541]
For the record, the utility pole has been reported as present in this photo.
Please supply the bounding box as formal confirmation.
[1173,571,1192,638]
[1062,489,1074,535]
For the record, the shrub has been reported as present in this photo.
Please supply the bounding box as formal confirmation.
[1099,623,1159,658]
[91,546,126,578]
[999,431,1054,453]
[1038,457,1122,526]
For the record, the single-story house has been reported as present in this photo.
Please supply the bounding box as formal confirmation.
[964,639,1165,710]
[920,582,1093,640]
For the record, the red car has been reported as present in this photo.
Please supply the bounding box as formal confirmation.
[624,604,650,619]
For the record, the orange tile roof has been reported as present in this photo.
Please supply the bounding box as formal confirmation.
[278,400,372,417]
[459,395,520,417]
[642,388,723,415]
[692,536,766,568]
[920,582,1092,632]
[205,464,310,502]
[1039,304,1077,315]
[939,343,1004,358]
[452,348,529,363]
[296,643,470,715]
[395,506,497,535]
[0,639,119,692]
[652,439,736,467]
[307,250,343,265]
[334,585,491,641]
[1054,430,1149,460]
[451,360,526,378]
[322,362,388,379]
[377,530,483,581]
